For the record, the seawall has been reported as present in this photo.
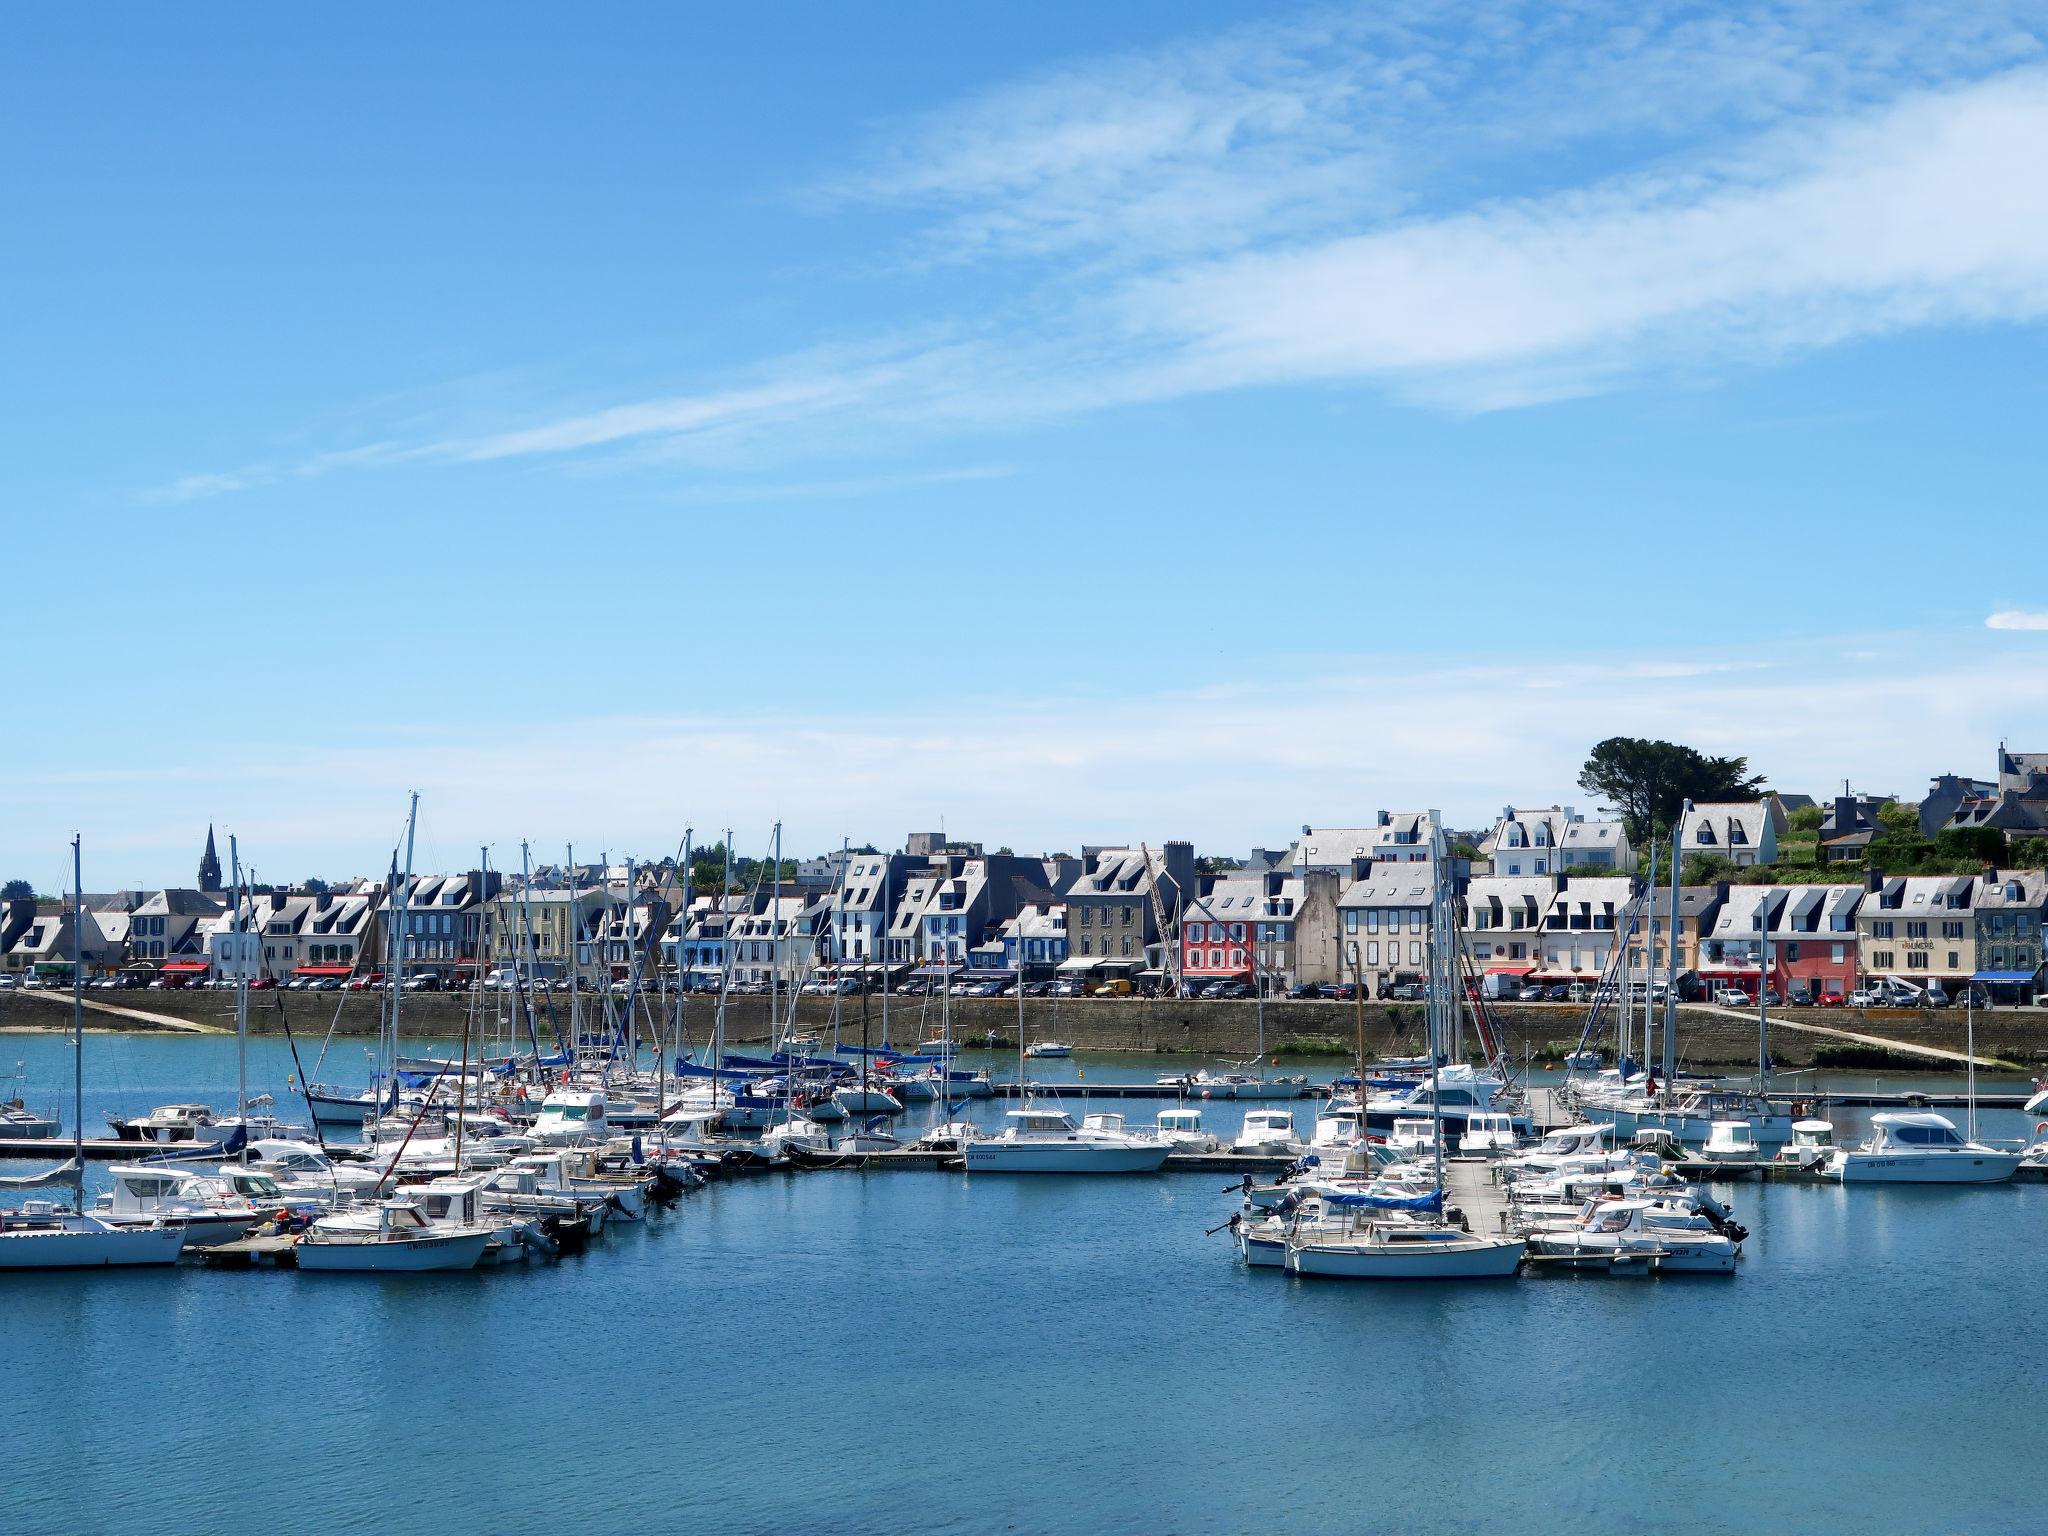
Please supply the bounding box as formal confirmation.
[3,989,2041,1069]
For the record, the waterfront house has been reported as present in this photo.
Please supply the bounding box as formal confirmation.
[998,904,1068,981]
[1460,874,1561,984]
[1700,884,1861,1001]
[1677,798,1784,868]
[1064,843,1196,979]
[127,889,225,972]
[1532,875,1633,986]
[209,886,379,982]
[1625,883,1732,987]
[1971,869,2048,998]
[484,886,611,979]
[2,904,118,978]
[826,851,922,964]
[1480,806,1635,876]
[1938,748,2048,838]
[1335,861,1441,994]
[1857,872,1977,989]
[378,870,502,979]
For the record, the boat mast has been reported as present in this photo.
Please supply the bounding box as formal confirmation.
[518,840,544,1072]
[663,826,690,1125]
[70,833,85,1213]
[1660,813,1682,1094]
[1757,893,1771,1096]
[881,859,892,1050]
[1966,986,1978,1143]
[1427,812,1447,1196]
[384,793,419,1138]
[229,834,249,1155]
[769,820,782,1050]
[715,832,732,1086]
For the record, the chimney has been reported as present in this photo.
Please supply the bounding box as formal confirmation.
[1864,867,1885,894]
[315,891,333,913]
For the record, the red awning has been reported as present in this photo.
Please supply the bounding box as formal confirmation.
[1484,965,1535,976]
[161,961,211,974]
[293,964,355,977]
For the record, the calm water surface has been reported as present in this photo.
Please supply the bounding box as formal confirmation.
[2,1033,2043,1535]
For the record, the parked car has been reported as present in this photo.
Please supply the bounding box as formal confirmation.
[404,973,442,992]
[1817,988,1847,1007]
[1712,988,1752,1006]
[1318,982,1360,1001]
[314,977,344,991]
[1051,978,1087,997]
[346,973,383,991]
[248,977,277,990]
[1847,987,1883,1007]
[1788,982,1816,1006]
[1565,982,1591,1004]
[1207,980,1253,1000]
[148,975,186,990]
[1383,982,1423,1002]
[1761,989,1782,1007]
[0,975,15,990]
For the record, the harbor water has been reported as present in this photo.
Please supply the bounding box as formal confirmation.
[3,1033,2045,1535]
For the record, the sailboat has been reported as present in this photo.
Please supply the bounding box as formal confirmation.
[0,837,187,1270]
[1284,817,1525,1280]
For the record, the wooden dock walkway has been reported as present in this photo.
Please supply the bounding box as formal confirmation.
[1443,1156,1516,1235]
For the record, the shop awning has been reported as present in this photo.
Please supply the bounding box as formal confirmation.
[161,961,211,975]
[1484,965,1535,976]
[292,964,354,977]
[1971,970,2038,983]
[911,964,964,978]
[1058,957,1100,972]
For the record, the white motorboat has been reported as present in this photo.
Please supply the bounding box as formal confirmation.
[1580,1085,1797,1149]
[759,1116,833,1162]
[529,1089,607,1146]
[1700,1120,1765,1166]
[1824,1113,2021,1184]
[1385,1117,1441,1161]
[0,1202,187,1269]
[1774,1119,1837,1170]
[1309,1106,1365,1160]
[833,1124,908,1154]
[108,1104,220,1144]
[884,1070,942,1104]
[1023,1042,1072,1059]
[1525,1198,1739,1273]
[411,1176,548,1264]
[1154,1108,1220,1152]
[1232,1109,1302,1156]
[1362,1064,1531,1140]
[1564,1050,1603,1072]
[962,1107,1171,1173]
[1170,1069,1301,1101]
[295,1196,493,1271]
[1457,1112,1521,1156]
[93,1164,260,1248]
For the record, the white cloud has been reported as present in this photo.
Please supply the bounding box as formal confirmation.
[9,632,2043,886]
[142,3,2048,496]
[1987,609,2048,631]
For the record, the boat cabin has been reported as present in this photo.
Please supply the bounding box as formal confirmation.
[1157,1109,1206,1134]
[1866,1113,1970,1150]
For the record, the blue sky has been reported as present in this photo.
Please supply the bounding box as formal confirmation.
[6,2,2048,890]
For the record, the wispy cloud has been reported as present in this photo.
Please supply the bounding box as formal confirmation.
[144,1,2048,499]
[10,630,2044,885]
[1987,609,2048,631]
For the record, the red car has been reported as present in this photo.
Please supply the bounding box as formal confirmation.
[345,973,384,991]
[248,977,278,990]
[1817,989,1846,1008]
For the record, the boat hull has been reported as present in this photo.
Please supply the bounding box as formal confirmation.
[0,1221,187,1269]
[1285,1234,1526,1279]
[1828,1152,2020,1184]
[295,1230,491,1271]
[962,1142,1170,1174]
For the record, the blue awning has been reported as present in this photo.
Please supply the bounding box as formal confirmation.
[1970,970,2038,983]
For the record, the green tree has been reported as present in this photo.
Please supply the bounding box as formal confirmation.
[1933,825,2007,864]
[1875,800,1919,834]
[2011,836,2048,869]
[302,877,330,895]
[1787,804,1824,833]
[1,879,32,901]
[1577,737,1767,844]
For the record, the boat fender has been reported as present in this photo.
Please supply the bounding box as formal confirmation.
[2036,1122,2047,1137]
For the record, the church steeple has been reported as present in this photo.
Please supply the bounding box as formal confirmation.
[198,825,223,895]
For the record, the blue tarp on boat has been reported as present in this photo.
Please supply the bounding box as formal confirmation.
[1323,1187,1446,1212]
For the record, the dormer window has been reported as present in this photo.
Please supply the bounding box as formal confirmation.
[1697,824,1716,845]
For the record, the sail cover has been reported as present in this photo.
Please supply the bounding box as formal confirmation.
[0,1157,81,1188]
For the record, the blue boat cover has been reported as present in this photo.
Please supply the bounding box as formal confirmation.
[1323,1187,1445,1212]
